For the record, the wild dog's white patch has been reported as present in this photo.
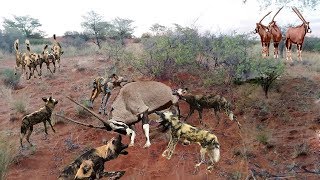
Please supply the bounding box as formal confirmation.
[163,111,173,120]
[212,147,220,163]
[228,113,234,121]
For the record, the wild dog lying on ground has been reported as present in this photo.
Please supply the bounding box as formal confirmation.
[173,88,241,128]
[58,135,128,180]
[156,111,220,172]
[20,96,58,147]
[51,34,64,70]
[75,160,125,180]
[38,44,56,75]
[13,39,26,75]
[89,74,128,115]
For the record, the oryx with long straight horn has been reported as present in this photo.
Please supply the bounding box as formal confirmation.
[268,6,283,59]
[58,81,180,148]
[254,11,272,58]
[285,7,311,62]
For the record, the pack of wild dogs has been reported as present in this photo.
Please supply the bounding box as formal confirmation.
[18,70,242,179]
[254,6,311,61]
[14,7,312,178]
[14,34,63,80]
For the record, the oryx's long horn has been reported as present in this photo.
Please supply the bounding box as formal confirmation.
[259,11,272,23]
[55,113,106,130]
[272,6,283,21]
[66,96,110,126]
[292,7,307,23]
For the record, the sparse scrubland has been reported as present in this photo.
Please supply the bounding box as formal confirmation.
[0,20,320,179]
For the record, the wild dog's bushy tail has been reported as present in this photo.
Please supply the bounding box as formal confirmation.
[14,39,19,52]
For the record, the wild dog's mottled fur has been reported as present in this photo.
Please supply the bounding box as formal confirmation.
[89,74,128,115]
[13,39,25,75]
[174,88,241,128]
[20,96,58,147]
[59,135,128,180]
[51,34,64,70]
[22,40,41,79]
[75,160,125,180]
[156,111,220,171]
[38,44,56,75]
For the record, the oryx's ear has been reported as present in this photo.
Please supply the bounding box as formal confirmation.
[42,97,48,102]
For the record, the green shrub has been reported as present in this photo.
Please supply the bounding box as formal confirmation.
[256,133,269,145]
[1,69,21,89]
[75,99,92,117]
[293,143,309,158]
[0,139,11,179]
[12,99,27,114]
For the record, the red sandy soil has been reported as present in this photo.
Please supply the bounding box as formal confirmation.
[0,54,319,180]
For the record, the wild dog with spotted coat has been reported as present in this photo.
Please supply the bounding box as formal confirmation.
[74,159,125,180]
[20,96,58,147]
[156,111,220,171]
[173,88,241,128]
[13,39,26,75]
[38,44,56,75]
[89,74,128,115]
[51,34,64,70]
[58,135,128,180]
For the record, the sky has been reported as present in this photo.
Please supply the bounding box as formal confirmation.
[0,0,319,37]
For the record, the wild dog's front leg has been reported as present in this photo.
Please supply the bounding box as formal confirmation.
[100,171,125,180]
[162,133,173,158]
[141,111,151,148]
[43,121,48,134]
[195,147,207,170]
[48,119,56,133]
[165,136,179,159]
[185,106,195,122]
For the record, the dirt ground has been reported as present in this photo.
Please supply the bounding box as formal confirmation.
[0,54,319,180]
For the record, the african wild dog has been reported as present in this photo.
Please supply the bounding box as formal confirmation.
[38,44,56,75]
[173,88,241,128]
[58,135,128,180]
[22,40,41,79]
[89,74,128,115]
[20,96,58,147]
[13,39,25,75]
[75,159,125,180]
[156,111,220,172]
[51,34,64,70]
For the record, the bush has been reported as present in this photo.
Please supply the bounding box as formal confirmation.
[12,99,27,114]
[1,69,21,89]
[303,37,320,52]
[75,99,92,117]
[0,138,11,179]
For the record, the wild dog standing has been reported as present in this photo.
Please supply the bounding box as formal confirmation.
[51,34,64,71]
[22,40,41,79]
[156,111,220,172]
[13,39,25,75]
[59,135,128,180]
[20,96,58,147]
[173,88,241,128]
[89,74,128,115]
[38,44,56,75]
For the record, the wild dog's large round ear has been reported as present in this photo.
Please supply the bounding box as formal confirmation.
[42,97,48,102]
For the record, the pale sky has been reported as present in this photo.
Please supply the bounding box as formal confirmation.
[0,0,319,37]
